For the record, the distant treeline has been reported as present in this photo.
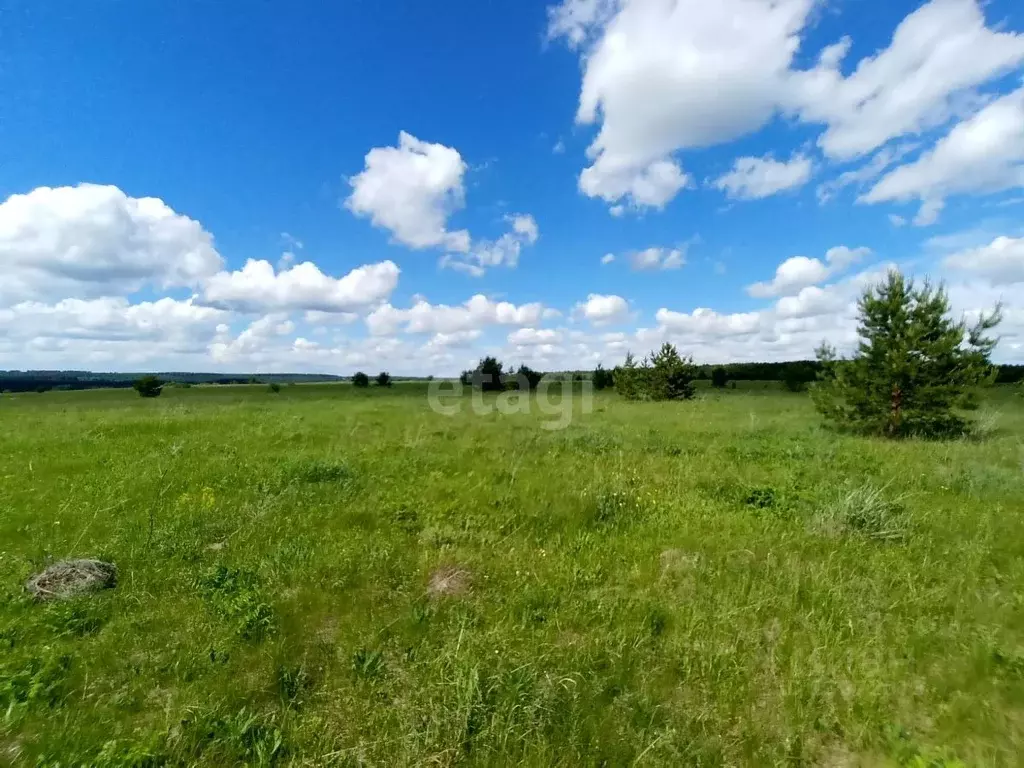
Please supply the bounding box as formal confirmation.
[0,371,344,393]
[690,361,1024,385]
[3,363,1022,394]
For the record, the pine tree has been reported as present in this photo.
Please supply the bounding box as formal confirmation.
[592,363,614,391]
[614,352,641,401]
[649,343,696,400]
[614,344,696,401]
[813,270,1000,438]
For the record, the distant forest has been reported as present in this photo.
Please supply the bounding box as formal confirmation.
[0,371,344,393]
[3,362,1022,394]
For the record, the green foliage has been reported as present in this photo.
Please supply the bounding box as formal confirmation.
[351,647,386,679]
[711,366,728,389]
[515,364,543,390]
[649,343,696,400]
[132,375,163,398]
[375,371,393,387]
[280,458,352,485]
[194,566,276,641]
[813,270,1001,438]
[0,652,73,715]
[267,382,281,394]
[464,356,506,392]
[352,371,370,388]
[592,363,614,391]
[745,487,776,509]
[614,344,696,401]
[275,663,315,708]
[613,352,641,400]
[178,707,288,764]
[782,362,815,393]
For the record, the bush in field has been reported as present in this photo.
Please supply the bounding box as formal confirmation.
[352,372,370,388]
[782,363,815,393]
[515,365,542,390]
[133,375,163,398]
[592,364,614,391]
[814,270,1000,438]
[463,356,506,392]
[267,383,281,394]
[375,372,393,388]
[614,344,696,401]
[711,367,728,389]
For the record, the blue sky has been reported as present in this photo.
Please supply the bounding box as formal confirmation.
[2,0,1024,373]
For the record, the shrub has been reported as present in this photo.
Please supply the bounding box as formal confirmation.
[352,372,370,388]
[375,371,393,387]
[782,363,814,393]
[267,382,281,394]
[813,270,1000,438]
[133,375,163,398]
[711,367,728,389]
[464,356,506,392]
[515,364,542,390]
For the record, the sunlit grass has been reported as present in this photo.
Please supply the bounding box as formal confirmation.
[1,384,1022,765]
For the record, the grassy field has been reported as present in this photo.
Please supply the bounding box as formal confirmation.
[1,383,1023,766]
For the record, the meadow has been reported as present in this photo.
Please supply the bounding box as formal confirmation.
[1,382,1022,766]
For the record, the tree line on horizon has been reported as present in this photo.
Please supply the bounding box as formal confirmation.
[2,271,1016,434]
[448,269,1007,439]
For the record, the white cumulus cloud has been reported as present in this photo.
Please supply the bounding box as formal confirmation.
[656,307,762,338]
[550,0,1024,212]
[747,246,871,298]
[549,0,813,211]
[630,247,685,272]
[441,213,540,276]
[201,259,399,313]
[713,154,812,200]
[861,86,1024,225]
[789,0,1024,160]
[575,294,629,325]
[508,327,563,346]
[366,295,547,336]
[345,131,471,252]
[944,235,1024,285]
[0,183,223,305]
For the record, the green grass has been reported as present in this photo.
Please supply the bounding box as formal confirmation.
[1,384,1023,765]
